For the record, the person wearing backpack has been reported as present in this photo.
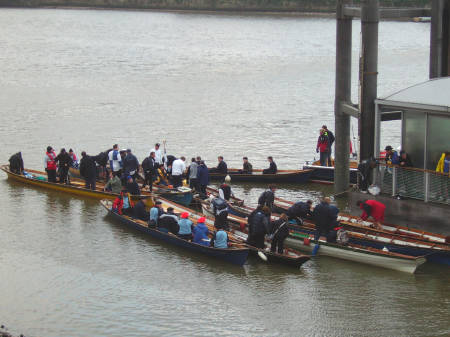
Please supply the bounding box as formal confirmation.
[210,196,229,230]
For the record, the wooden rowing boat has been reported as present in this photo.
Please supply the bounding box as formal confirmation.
[157,197,310,268]
[200,203,427,273]
[302,159,358,184]
[1,165,149,201]
[208,168,314,183]
[101,200,249,266]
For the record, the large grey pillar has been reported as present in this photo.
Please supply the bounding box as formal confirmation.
[430,0,449,78]
[359,0,379,163]
[334,0,353,194]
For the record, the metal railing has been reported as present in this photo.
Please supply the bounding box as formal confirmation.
[379,165,450,205]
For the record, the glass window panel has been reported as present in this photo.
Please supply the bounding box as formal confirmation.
[426,115,450,170]
[402,111,426,168]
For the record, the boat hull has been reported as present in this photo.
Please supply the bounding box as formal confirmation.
[208,169,313,183]
[302,164,358,184]
[285,234,426,274]
[102,201,249,266]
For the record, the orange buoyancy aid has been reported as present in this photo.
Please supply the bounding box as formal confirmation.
[46,151,57,170]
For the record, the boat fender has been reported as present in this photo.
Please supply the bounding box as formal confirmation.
[303,237,311,246]
[382,246,389,252]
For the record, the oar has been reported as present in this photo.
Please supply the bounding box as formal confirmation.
[257,250,268,261]
[311,241,320,256]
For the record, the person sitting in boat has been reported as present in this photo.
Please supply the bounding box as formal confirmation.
[357,199,386,230]
[104,172,122,194]
[68,149,79,169]
[56,148,73,184]
[316,129,330,167]
[125,175,140,195]
[8,152,24,175]
[44,146,58,183]
[312,197,335,240]
[286,200,313,224]
[192,217,210,246]
[155,164,169,186]
[210,196,229,230]
[178,212,194,240]
[149,201,163,227]
[258,185,276,211]
[262,156,277,174]
[196,160,209,198]
[270,213,289,254]
[218,176,234,201]
[240,156,253,174]
[210,228,229,249]
[246,206,271,249]
[133,199,150,221]
[384,145,399,165]
[158,207,180,234]
[209,156,227,174]
[112,189,134,216]
[79,151,97,190]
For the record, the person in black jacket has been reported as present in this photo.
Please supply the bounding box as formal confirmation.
[123,149,139,180]
[210,156,227,174]
[322,125,335,166]
[263,156,277,174]
[141,151,156,191]
[287,200,313,223]
[79,151,97,190]
[94,148,112,181]
[357,157,377,192]
[246,206,271,249]
[270,213,289,254]
[399,150,413,167]
[158,207,180,234]
[125,175,140,195]
[56,148,73,184]
[8,152,24,174]
[133,199,150,221]
[312,197,335,240]
[258,185,276,211]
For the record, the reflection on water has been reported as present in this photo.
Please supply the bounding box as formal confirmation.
[0,8,448,337]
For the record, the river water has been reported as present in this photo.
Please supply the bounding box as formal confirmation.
[0,8,449,337]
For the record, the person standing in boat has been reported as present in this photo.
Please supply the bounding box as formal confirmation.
[258,185,276,211]
[56,148,73,184]
[316,129,330,167]
[123,149,139,181]
[270,213,289,254]
[141,151,157,191]
[286,200,313,224]
[150,143,163,166]
[197,160,209,198]
[322,125,335,166]
[158,207,180,234]
[178,212,194,240]
[262,156,277,174]
[218,176,234,201]
[68,149,79,169]
[210,156,227,174]
[44,146,58,183]
[8,152,24,175]
[246,206,271,249]
[108,144,123,178]
[171,156,186,188]
[79,151,97,190]
[357,199,386,230]
[239,157,253,174]
[312,197,335,240]
[187,157,199,191]
[210,195,229,230]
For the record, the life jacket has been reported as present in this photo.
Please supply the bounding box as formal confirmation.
[46,151,57,170]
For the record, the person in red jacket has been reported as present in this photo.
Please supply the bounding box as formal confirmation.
[357,199,386,230]
[316,128,330,167]
[44,146,58,183]
[112,190,134,216]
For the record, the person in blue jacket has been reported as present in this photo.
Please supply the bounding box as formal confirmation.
[211,229,228,249]
[178,212,194,240]
[196,160,210,198]
[193,217,210,246]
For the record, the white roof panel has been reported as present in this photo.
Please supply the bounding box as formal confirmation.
[381,77,450,108]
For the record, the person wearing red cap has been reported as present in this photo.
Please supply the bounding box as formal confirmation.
[193,217,210,246]
[178,212,194,240]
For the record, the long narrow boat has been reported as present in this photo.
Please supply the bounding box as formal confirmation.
[70,166,193,206]
[208,168,313,183]
[158,198,310,268]
[1,165,149,201]
[200,203,428,273]
[302,159,358,184]
[101,200,249,266]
